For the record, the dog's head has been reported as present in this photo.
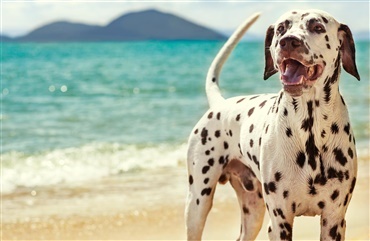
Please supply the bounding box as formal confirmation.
[264,9,360,97]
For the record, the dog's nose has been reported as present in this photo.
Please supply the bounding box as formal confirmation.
[279,36,302,50]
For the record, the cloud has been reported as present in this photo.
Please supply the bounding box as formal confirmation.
[1,1,369,37]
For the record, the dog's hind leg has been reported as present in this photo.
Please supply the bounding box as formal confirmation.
[185,134,224,240]
[227,160,265,241]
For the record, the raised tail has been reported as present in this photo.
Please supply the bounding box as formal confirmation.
[206,12,261,108]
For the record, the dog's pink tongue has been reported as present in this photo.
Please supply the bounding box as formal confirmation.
[281,61,306,85]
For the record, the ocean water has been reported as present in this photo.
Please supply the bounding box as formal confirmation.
[1,41,369,194]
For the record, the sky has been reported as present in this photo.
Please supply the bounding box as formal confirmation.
[1,1,369,38]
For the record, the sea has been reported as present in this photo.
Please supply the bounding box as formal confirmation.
[1,41,369,195]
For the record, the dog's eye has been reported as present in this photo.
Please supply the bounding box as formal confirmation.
[312,24,326,33]
[277,25,285,34]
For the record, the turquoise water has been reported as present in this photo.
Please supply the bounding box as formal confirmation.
[1,41,369,193]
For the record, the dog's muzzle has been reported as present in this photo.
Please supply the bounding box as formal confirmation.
[279,58,323,97]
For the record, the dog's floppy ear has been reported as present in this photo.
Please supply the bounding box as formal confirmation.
[338,24,360,80]
[264,25,278,80]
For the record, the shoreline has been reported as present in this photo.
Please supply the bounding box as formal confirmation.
[2,161,369,240]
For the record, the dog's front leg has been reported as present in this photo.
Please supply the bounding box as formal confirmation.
[265,202,294,241]
[320,207,349,241]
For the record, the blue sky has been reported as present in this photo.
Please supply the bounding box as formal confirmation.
[1,1,369,37]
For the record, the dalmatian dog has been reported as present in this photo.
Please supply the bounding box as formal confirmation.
[185,10,359,241]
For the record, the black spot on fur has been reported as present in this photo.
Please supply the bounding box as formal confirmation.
[237,98,245,103]
[276,208,286,219]
[275,172,282,182]
[229,130,233,137]
[236,114,241,121]
[212,77,216,83]
[252,155,260,170]
[350,178,356,193]
[306,133,318,170]
[343,194,349,206]
[331,123,339,134]
[243,206,249,214]
[322,144,328,153]
[301,101,314,131]
[326,43,331,49]
[204,178,209,184]
[201,128,208,145]
[194,129,198,134]
[327,167,344,182]
[344,123,350,135]
[296,151,306,168]
[208,158,214,166]
[348,148,354,159]
[308,177,317,195]
[201,187,212,196]
[318,201,325,209]
[283,190,289,199]
[266,183,277,196]
[258,191,263,199]
[208,112,213,119]
[292,98,299,112]
[329,225,338,239]
[218,156,225,165]
[321,129,326,138]
[216,112,221,120]
[283,108,288,116]
[202,166,210,174]
[331,190,339,200]
[224,141,229,150]
[322,218,327,226]
[248,107,255,117]
[333,148,347,166]
[249,124,254,133]
[286,127,292,137]
[250,139,254,148]
[259,100,267,108]
[189,175,193,185]
[215,130,221,138]
[196,199,199,205]
[205,150,210,155]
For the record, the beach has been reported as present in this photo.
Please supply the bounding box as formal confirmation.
[2,158,369,240]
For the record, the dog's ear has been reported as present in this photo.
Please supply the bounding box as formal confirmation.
[264,25,278,80]
[338,24,360,80]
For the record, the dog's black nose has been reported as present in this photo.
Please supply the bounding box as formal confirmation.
[280,36,302,50]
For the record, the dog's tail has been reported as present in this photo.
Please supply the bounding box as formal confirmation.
[206,12,261,108]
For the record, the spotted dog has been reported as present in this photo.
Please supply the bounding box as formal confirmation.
[185,10,359,241]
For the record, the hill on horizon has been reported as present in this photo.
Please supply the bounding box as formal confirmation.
[9,9,226,42]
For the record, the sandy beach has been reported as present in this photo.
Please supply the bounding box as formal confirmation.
[2,159,369,240]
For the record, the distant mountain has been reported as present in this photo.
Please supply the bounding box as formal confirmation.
[14,9,226,42]
[18,21,101,42]
[1,35,13,42]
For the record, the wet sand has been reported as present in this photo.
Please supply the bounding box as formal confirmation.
[2,161,369,240]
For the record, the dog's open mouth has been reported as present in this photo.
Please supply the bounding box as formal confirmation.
[279,59,323,96]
